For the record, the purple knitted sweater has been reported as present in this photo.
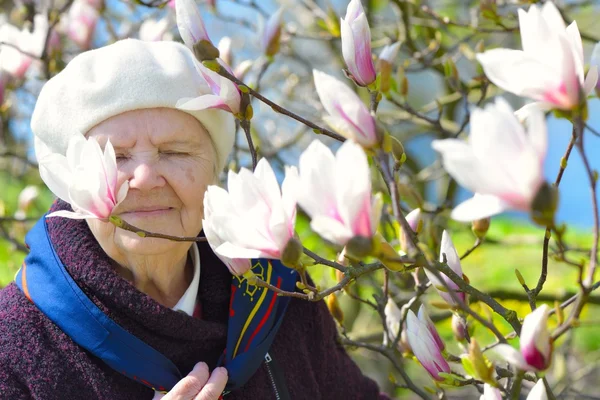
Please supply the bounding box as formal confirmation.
[0,200,386,399]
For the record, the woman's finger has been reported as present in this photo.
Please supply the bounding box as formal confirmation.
[194,367,228,400]
[164,362,211,400]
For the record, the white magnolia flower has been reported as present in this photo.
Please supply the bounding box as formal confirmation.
[476,1,598,112]
[286,139,381,246]
[432,98,547,222]
[38,135,128,220]
[202,158,297,261]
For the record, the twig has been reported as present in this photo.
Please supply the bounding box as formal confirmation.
[303,247,348,272]
[109,216,208,242]
[340,337,430,400]
[460,238,483,260]
[532,127,578,307]
[239,118,257,170]
[214,65,346,142]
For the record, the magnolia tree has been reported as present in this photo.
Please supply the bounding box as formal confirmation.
[2,0,600,398]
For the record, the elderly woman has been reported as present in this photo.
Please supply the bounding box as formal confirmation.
[0,40,388,399]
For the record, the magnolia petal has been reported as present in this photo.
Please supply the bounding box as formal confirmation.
[527,380,548,400]
[384,298,402,346]
[493,344,533,371]
[294,140,338,218]
[439,230,463,277]
[115,181,129,206]
[340,17,358,79]
[418,305,445,351]
[345,0,363,22]
[406,310,450,380]
[379,42,401,64]
[476,49,559,100]
[451,194,512,222]
[215,241,267,260]
[431,139,503,196]
[310,215,353,246]
[583,65,599,96]
[280,167,298,234]
[334,140,372,236]
[176,0,211,48]
[46,209,97,219]
[521,304,552,368]
[103,139,118,202]
[38,155,72,203]
[176,95,229,112]
[565,21,584,82]
[523,105,548,162]
[481,384,502,400]
[591,43,600,76]
[349,13,376,86]
[539,1,566,33]
[514,102,553,122]
[254,158,282,209]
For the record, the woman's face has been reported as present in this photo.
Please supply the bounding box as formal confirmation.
[86,108,216,258]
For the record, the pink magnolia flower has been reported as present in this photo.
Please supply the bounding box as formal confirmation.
[0,14,56,78]
[406,308,450,381]
[176,62,241,115]
[432,98,547,222]
[201,158,297,260]
[340,0,376,86]
[286,139,382,246]
[425,230,466,307]
[418,305,445,352]
[38,135,129,220]
[480,384,502,400]
[476,1,598,112]
[66,0,100,49]
[203,186,252,276]
[494,305,552,372]
[176,0,212,49]
[313,70,378,148]
[260,7,284,57]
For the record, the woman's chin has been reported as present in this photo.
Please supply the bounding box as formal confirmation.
[115,228,191,255]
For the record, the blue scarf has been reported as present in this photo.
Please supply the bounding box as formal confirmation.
[15,216,298,393]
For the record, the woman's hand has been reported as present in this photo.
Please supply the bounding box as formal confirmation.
[152,362,228,400]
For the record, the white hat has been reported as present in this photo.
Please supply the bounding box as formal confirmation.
[31,39,235,170]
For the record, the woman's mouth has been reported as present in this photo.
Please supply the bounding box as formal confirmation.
[120,207,173,217]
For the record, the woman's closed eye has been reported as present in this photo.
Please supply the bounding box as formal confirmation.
[160,150,190,158]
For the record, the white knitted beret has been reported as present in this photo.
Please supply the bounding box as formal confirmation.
[31,39,235,170]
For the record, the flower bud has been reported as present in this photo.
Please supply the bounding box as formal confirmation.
[464,339,496,385]
[451,313,467,341]
[399,209,421,253]
[346,235,375,260]
[472,217,490,239]
[377,42,400,93]
[192,39,220,62]
[281,236,303,269]
[530,182,559,226]
[340,0,376,87]
[327,293,344,325]
[261,7,284,58]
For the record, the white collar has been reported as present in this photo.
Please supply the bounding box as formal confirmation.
[171,243,200,316]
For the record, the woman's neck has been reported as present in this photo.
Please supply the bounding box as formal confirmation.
[112,251,194,308]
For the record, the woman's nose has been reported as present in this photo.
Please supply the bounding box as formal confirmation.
[125,159,166,191]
